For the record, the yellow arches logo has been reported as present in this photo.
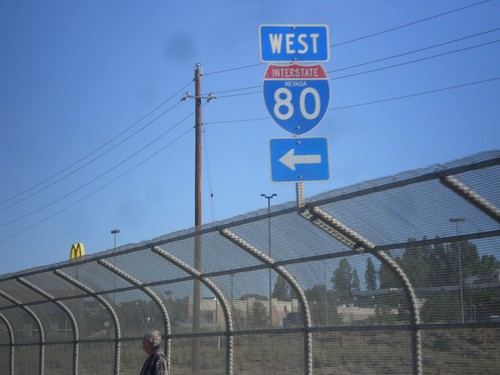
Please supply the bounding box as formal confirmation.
[70,243,85,260]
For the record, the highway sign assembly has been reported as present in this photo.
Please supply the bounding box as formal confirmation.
[259,24,330,62]
[269,137,329,182]
[263,64,330,135]
[259,24,332,186]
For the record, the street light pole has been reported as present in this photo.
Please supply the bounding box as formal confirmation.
[449,218,465,323]
[261,193,277,326]
[111,229,120,249]
[111,229,120,305]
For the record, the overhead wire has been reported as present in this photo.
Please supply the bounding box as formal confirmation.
[200,0,493,76]
[213,85,261,95]
[5,72,494,236]
[216,90,261,99]
[329,77,500,110]
[3,0,496,238]
[204,63,264,76]
[329,27,500,74]
[0,99,184,213]
[0,80,192,209]
[204,77,499,125]
[1,126,195,242]
[0,102,221,238]
[210,37,500,99]
[330,0,492,47]
[202,127,217,223]
[0,109,196,229]
[204,117,269,126]
[210,30,500,97]
[330,39,500,81]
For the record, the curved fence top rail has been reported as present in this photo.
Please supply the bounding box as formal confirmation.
[2,150,498,281]
[0,149,499,375]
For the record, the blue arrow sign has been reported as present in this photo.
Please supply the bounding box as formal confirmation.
[270,137,329,182]
[259,25,330,62]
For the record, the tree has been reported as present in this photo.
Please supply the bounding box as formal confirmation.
[352,269,360,292]
[427,240,450,286]
[378,252,400,289]
[306,284,342,326]
[420,292,461,323]
[306,284,327,304]
[251,300,268,327]
[306,284,328,324]
[332,259,357,300]
[479,254,500,276]
[446,240,480,284]
[272,275,291,300]
[378,238,483,289]
[365,257,377,290]
[401,237,432,287]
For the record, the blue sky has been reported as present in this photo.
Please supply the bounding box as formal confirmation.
[0,0,499,275]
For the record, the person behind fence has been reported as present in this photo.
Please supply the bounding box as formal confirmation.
[140,330,168,375]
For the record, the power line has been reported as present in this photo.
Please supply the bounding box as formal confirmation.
[216,90,261,99]
[214,85,261,95]
[330,77,499,111]
[1,126,195,242]
[330,39,500,81]
[3,2,496,238]
[204,77,499,125]
[329,28,500,74]
[204,63,264,76]
[0,110,196,229]
[213,36,499,97]
[0,100,183,213]
[211,31,500,100]
[330,0,492,47]
[0,80,192,209]
[3,77,495,238]
[201,0,492,77]
[205,117,268,126]
[202,128,216,223]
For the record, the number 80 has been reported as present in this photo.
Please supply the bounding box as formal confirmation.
[273,87,321,121]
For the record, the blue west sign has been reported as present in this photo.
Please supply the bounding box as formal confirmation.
[259,25,330,63]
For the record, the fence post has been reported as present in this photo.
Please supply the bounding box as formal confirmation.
[152,245,234,375]
[54,269,122,375]
[18,277,80,375]
[0,289,46,375]
[98,258,173,371]
[0,312,14,375]
[300,205,423,375]
[219,229,313,375]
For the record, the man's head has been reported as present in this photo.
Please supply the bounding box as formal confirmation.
[143,330,161,355]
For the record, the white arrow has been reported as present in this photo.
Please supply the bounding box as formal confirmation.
[279,148,322,171]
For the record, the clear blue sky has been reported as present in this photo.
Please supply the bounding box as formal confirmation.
[1,0,499,275]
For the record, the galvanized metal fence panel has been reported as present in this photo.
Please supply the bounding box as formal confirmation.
[0,150,499,374]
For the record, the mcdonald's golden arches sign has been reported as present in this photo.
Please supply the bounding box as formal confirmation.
[70,243,85,260]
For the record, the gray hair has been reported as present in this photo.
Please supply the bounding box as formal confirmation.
[144,330,162,349]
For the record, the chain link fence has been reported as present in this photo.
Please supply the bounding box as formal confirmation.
[1,150,499,374]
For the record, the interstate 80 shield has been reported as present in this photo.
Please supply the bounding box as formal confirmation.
[263,64,330,135]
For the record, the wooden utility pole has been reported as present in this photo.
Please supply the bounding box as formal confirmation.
[182,63,215,375]
[193,63,202,375]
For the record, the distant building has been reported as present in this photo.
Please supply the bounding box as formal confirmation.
[465,269,500,286]
[337,304,376,323]
[187,295,299,326]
